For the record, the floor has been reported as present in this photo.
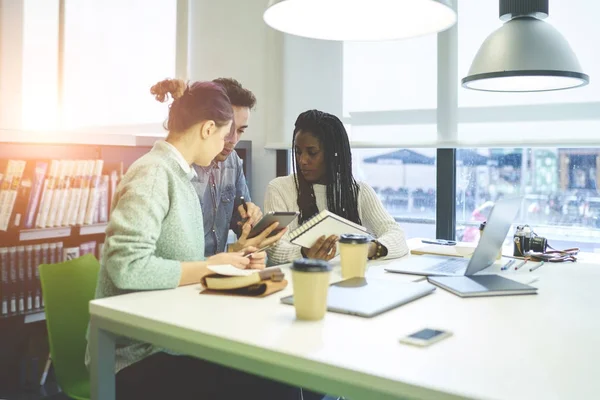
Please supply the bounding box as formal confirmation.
[0,367,67,400]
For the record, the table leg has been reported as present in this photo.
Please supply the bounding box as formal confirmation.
[90,317,116,400]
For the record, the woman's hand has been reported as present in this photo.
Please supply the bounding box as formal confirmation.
[302,235,338,261]
[207,252,250,270]
[229,222,287,253]
[242,246,267,270]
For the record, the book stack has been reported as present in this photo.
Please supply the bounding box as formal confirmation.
[0,159,122,232]
[0,240,103,317]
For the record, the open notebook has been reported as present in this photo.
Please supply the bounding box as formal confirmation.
[289,210,370,248]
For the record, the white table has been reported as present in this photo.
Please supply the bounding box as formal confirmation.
[89,255,600,400]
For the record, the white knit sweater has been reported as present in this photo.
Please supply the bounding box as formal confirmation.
[264,174,409,266]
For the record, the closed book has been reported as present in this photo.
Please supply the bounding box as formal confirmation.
[24,161,48,229]
[427,275,538,298]
[289,210,369,248]
[16,246,25,313]
[411,244,475,258]
[33,245,41,310]
[10,161,34,229]
[36,160,60,228]
[40,243,49,308]
[8,246,17,314]
[201,265,287,297]
[25,245,33,311]
[0,248,8,316]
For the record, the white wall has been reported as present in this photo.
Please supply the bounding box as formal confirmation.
[188,0,283,207]
[0,0,24,129]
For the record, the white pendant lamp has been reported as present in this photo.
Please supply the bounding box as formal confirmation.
[462,0,589,92]
[263,0,457,41]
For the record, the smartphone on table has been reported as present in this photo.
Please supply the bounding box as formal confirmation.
[421,239,457,246]
[399,328,452,347]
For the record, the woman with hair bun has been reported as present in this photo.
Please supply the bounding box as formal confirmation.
[86,79,301,399]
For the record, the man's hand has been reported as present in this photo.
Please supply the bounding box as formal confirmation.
[229,222,286,253]
[237,201,262,229]
[302,235,338,261]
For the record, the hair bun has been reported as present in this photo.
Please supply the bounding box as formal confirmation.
[150,79,187,103]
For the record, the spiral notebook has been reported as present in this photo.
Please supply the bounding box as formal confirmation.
[289,210,370,248]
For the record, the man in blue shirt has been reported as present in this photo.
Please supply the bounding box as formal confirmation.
[192,78,284,256]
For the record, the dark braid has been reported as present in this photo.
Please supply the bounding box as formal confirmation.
[292,110,361,225]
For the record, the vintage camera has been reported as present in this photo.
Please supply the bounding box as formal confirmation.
[513,225,547,257]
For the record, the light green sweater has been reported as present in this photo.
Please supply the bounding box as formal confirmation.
[86,141,205,372]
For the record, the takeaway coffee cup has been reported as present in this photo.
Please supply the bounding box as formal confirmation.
[290,258,332,321]
[339,233,370,279]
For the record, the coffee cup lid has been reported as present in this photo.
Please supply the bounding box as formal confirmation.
[291,258,332,273]
[339,233,370,244]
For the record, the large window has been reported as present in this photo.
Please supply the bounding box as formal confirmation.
[14,0,177,131]
[457,148,600,253]
[340,0,600,251]
[286,147,437,239]
[21,0,59,130]
[62,0,177,128]
[352,148,436,240]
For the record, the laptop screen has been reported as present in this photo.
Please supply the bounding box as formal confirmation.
[464,197,522,276]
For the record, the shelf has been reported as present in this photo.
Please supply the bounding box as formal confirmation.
[1,223,109,243]
[19,227,72,242]
[24,311,45,324]
[79,223,108,236]
[0,310,45,323]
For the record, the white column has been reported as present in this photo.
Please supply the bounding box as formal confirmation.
[188,0,284,207]
[175,0,189,80]
[437,0,459,146]
[278,36,343,149]
[0,0,25,130]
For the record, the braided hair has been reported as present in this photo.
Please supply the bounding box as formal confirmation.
[292,110,361,225]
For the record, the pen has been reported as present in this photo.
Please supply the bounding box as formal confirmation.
[239,196,248,213]
[244,244,274,258]
[514,260,527,270]
[529,261,545,272]
[239,196,250,225]
[501,259,515,271]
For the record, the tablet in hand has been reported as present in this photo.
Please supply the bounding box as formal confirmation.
[247,211,299,239]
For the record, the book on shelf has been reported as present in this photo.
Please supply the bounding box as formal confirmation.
[0,240,65,317]
[0,157,123,233]
[288,210,370,248]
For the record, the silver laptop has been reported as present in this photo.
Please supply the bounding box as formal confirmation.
[385,197,522,277]
[280,278,435,318]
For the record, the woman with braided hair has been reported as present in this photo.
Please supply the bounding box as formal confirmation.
[264,109,409,265]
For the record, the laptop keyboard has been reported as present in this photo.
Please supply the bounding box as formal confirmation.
[426,258,469,273]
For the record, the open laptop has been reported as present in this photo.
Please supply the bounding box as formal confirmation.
[385,196,522,277]
[280,278,435,318]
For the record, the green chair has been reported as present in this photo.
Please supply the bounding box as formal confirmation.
[40,253,100,400]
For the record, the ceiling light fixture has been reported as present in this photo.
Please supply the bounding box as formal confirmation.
[263,0,457,41]
[462,0,589,92]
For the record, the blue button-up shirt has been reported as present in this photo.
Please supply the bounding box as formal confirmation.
[191,151,250,256]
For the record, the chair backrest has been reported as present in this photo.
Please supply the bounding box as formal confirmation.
[40,254,100,400]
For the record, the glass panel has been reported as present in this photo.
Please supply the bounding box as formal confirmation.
[62,0,176,128]
[22,0,59,130]
[456,147,600,253]
[353,148,436,239]
[343,37,437,116]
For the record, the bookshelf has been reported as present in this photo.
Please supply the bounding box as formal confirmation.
[0,139,254,389]
[0,142,151,321]
[0,141,151,391]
